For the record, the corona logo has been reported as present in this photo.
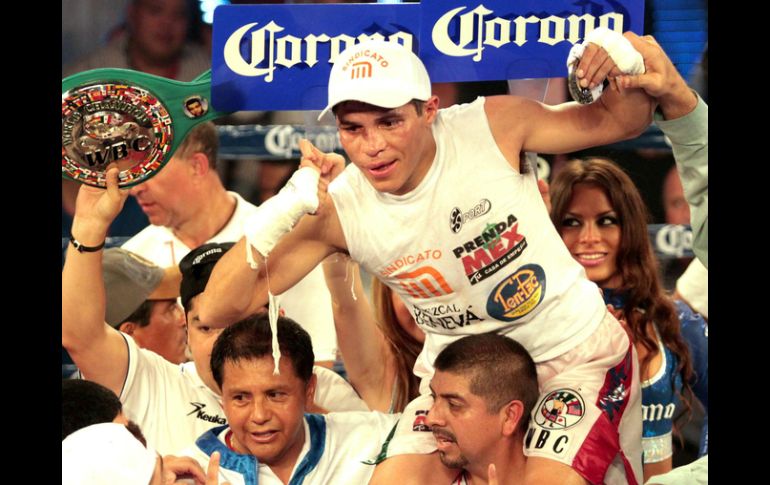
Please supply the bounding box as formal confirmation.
[223,22,412,83]
[431,5,625,62]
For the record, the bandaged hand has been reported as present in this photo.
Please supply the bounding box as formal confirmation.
[243,166,320,261]
[299,138,345,207]
[567,27,646,104]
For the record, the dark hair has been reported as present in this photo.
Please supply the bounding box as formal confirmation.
[120,300,153,328]
[211,314,315,388]
[125,420,148,447]
[371,278,421,412]
[175,121,219,170]
[549,158,694,406]
[62,380,123,440]
[434,333,539,428]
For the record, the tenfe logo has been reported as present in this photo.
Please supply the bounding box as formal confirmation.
[486,264,545,321]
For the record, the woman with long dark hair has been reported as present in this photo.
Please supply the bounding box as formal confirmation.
[549,157,708,481]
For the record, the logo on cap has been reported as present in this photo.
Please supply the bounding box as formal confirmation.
[351,62,373,79]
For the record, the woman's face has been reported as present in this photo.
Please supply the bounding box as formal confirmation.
[559,183,623,289]
[391,290,425,344]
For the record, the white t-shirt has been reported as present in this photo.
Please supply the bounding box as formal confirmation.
[122,192,338,362]
[182,412,399,485]
[118,333,225,455]
[114,334,367,455]
[329,98,604,385]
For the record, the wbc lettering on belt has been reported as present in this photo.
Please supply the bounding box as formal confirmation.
[452,214,527,285]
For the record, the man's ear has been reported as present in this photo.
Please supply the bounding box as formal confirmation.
[501,400,526,437]
[117,321,136,335]
[188,152,211,177]
[424,95,440,123]
[305,373,318,409]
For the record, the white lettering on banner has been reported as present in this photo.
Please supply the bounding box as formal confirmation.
[265,125,341,158]
[655,225,693,258]
[431,5,625,61]
[223,22,414,82]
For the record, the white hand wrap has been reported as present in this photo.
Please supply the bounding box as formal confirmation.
[243,166,320,267]
[567,27,646,104]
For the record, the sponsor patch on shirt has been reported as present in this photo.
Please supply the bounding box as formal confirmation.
[486,264,545,321]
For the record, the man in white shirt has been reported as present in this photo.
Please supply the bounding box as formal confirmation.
[122,122,338,365]
[182,313,399,485]
[63,171,366,454]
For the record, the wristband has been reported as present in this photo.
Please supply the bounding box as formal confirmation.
[70,235,106,253]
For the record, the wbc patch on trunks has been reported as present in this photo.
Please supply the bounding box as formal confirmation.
[525,388,586,458]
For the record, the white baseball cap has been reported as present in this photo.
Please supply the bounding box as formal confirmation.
[318,39,431,121]
[62,422,158,485]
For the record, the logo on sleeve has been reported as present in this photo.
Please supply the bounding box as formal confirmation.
[486,264,545,322]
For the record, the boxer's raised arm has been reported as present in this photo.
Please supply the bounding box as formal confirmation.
[198,140,347,327]
[485,30,654,169]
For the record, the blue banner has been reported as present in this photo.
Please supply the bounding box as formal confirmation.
[212,0,643,111]
[212,3,420,111]
[422,0,643,82]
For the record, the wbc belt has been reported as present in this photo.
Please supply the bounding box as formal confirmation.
[61,68,229,188]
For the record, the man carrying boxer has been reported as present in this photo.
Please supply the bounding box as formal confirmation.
[199,34,654,484]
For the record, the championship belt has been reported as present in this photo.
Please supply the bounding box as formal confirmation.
[61,69,230,187]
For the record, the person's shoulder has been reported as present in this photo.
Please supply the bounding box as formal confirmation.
[128,333,182,371]
[121,224,171,250]
[325,410,400,432]
[229,191,258,213]
[673,299,706,326]
[329,162,366,194]
[436,96,486,122]
[673,299,708,343]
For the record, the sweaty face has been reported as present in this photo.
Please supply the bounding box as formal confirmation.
[427,370,502,470]
[185,296,225,393]
[128,0,189,65]
[129,155,195,228]
[336,98,438,195]
[133,300,187,364]
[559,183,622,289]
[221,356,315,469]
